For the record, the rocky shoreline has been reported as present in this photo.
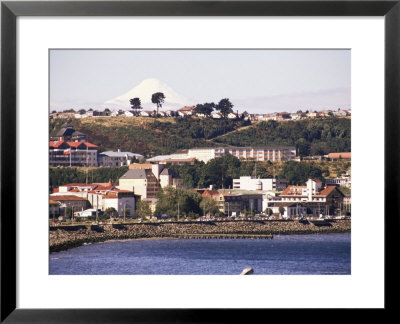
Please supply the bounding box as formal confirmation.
[49,219,351,252]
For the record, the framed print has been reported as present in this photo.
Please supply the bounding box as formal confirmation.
[1,0,399,322]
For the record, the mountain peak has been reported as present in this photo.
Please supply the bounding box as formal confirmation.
[104,78,190,109]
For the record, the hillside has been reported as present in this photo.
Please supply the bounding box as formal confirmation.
[49,116,350,157]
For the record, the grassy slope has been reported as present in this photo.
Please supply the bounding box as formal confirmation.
[50,116,350,158]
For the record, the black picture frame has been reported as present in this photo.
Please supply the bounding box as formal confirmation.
[1,0,399,322]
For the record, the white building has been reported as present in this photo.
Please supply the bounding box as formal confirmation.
[98,150,144,167]
[183,146,296,163]
[232,176,287,191]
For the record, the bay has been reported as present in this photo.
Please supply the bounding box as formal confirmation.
[49,233,350,275]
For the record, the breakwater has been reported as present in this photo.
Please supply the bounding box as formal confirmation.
[49,219,350,252]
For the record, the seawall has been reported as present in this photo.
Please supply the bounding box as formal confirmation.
[49,220,351,252]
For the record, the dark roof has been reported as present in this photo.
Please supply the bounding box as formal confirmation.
[120,169,147,180]
[55,127,74,137]
[160,168,180,178]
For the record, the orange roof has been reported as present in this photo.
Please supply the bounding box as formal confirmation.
[49,199,60,205]
[318,186,338,196]
[49,141,65,148]
[66,141,98,149]
[328,152,351,159]
[281,186,306,196]
[178,106,195,112]
[51,195,87,201]
[202,190,220,197]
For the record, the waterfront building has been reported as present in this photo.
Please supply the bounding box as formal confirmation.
[232,176,287,191]
[51,181,137,216]
[279,179,345,216]
[202,189,264,216]
[98,150,144,167]
[50,195,90,212]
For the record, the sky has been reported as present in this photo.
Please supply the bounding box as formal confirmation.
[50,49,350,114]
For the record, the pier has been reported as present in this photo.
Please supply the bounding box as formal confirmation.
[169,233,273,239]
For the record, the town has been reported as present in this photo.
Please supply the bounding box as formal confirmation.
[49,121,351,224]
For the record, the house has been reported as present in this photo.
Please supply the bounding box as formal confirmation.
[123,111,134,117]
[140,110,153,117]
[51,181,137,217]
[98,150,144,167]
[177,106,195,117]
[211,112,222,119]
[279,179,345,216]
[49,123,87,142]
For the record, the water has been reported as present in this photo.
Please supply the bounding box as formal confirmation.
[49,233,350,275]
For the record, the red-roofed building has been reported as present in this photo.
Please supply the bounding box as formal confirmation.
[279,179,345,217]
[49,141,98,167]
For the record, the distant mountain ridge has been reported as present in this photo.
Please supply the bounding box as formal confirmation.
[104,78,191,110]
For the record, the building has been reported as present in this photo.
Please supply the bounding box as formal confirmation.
[327,152,351,160]
[325,169,351,188]
[202,189,264,216]
[98,150,144,167]
[177,106,195,117]
[49,141,98,167]
[181,146,296,163]
[50,123,87,142]
[50,195,90,212]
[51,181,137,216]
[118,163,183,199]
[232,176,287,191]
[279,179,345,216]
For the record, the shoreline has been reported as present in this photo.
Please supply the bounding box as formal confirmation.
[49,219,351,253]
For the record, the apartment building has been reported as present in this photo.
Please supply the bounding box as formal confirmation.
[49,141,98,167]
[232,176,287,191]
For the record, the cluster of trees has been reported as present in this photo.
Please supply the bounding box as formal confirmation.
[194,98,234,118]
[49,166,128,191]
[169,155,328,189]
[129,92,166,116]
[215,118,351,156]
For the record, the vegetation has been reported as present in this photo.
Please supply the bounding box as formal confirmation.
[50,116,349,158]
[214,118,350,156]
[151,92,165,115]
[135,200,152,219]
[154,187,202,219]
[49,166,128,190]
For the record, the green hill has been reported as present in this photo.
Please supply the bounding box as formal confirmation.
[49,116,350,157]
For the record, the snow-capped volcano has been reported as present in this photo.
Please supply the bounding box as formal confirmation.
[104,78,190,110]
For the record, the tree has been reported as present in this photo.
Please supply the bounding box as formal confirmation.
[78,109,86,115]
[135,200,152,219]
[151,92,166,115]
[104,207,118,219]
[194,102,215,117]
[278,206,285,217]
[200,197,219,217]
[130,98,142,116]
[216,98,234,119]
[265,208,273,217]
